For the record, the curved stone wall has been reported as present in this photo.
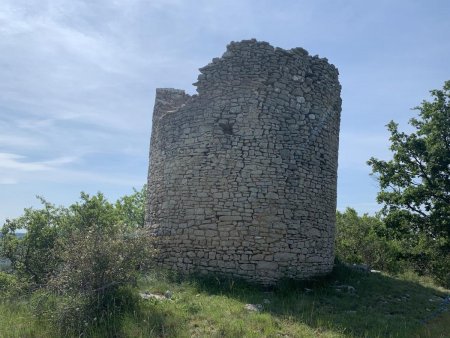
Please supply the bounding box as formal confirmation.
[146,39,341,285]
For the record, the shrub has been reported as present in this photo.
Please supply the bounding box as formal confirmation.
[0,198,65,285]
[336,208,450,287]
[0,189,149,287]
[403,233,450,288]
[430,253,450,288]
[32,285,141,337]
[50,226,153,296]
[336,208,402,272]
[0,187,155,335]
[43,225,152,336]
[0,271,24,298]
[115,185,147,228]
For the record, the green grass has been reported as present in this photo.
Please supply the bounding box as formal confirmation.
[1,265,449,337]
[0,299,53,337]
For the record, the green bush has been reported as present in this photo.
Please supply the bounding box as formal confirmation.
[115,185,147,228]
[32,286,140,337]
[335,208,403,273]
[336,208,450,288]
[44,225,151,337]
[0,186,155,335]
[0,271,24,298]
[0,188,149,287]
[0,198,65,285]
[402,233,450,288]
[430,253,450,288]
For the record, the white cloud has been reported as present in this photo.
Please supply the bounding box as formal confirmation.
[41,169,143,186]
[0,152,77,171]
[0,152,141,187]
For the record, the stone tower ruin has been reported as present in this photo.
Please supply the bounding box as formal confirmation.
[146,39,341,285]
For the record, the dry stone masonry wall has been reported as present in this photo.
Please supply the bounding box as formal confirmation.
[146,39,341,285]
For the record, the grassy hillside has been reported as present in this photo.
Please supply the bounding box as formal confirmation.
[1,265,449,337]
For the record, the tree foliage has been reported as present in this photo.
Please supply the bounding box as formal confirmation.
[367,81,450,286]
[368,81,449,238]
[115,185,147,228]
[0,186,149,286]
[0,198,66,284]
[0,186,153,335]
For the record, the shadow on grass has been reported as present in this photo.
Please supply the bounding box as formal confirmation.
[173,265,449,338]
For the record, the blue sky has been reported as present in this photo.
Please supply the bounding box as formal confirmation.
[0,0,449,223]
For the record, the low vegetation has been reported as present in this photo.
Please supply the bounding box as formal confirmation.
[0,187,152,337]
[1,266,449,337]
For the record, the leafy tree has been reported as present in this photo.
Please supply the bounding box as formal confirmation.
[367,81,450,286]
[0,187,149,286]
[0,198,66,284]
[368,81,449,238]
[115,185,147,228]
[69,192,120,231]
[0,186,153,334]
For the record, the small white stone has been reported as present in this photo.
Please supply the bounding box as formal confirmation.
[245,304,263,312]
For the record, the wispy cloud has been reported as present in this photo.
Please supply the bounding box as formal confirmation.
[0,152,77,172]
[0,152,140,187]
